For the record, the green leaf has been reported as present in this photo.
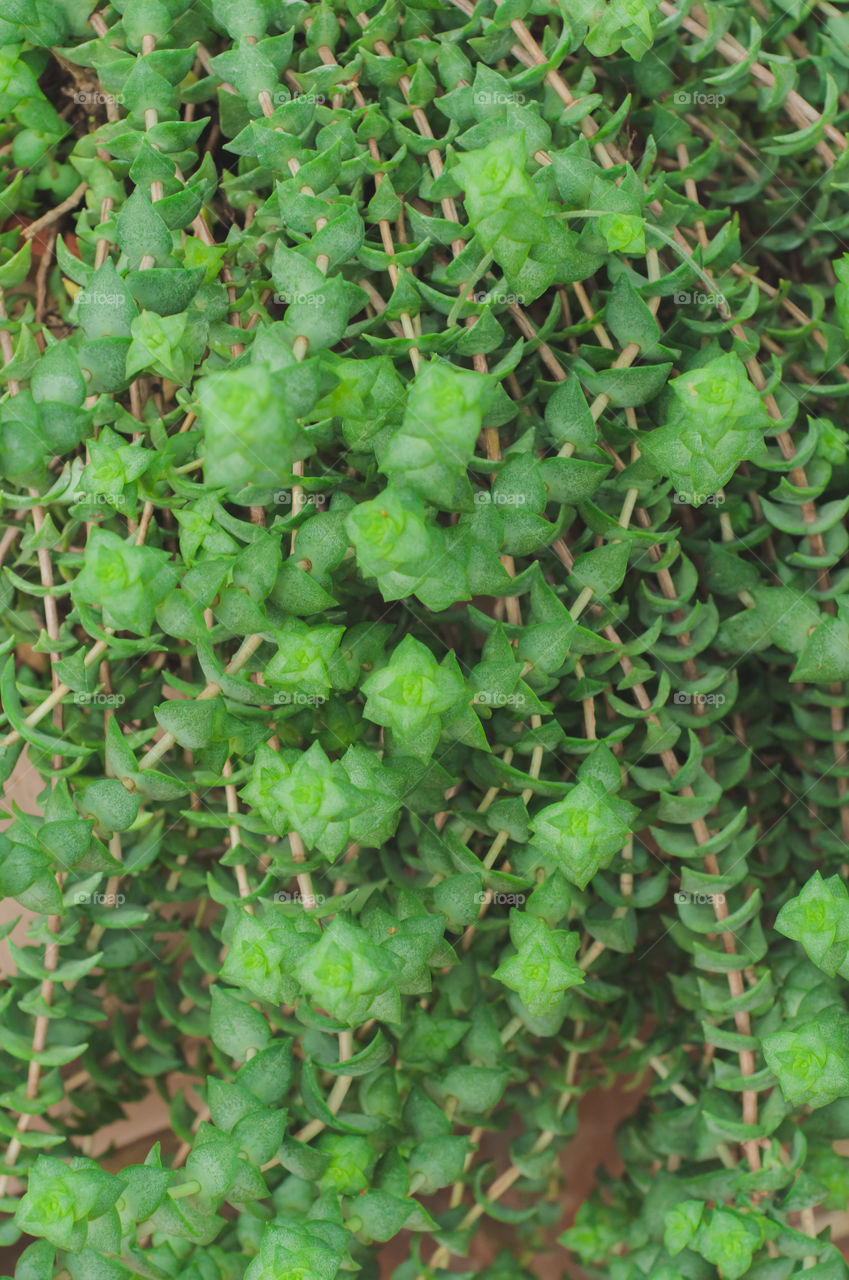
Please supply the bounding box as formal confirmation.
[379,359,489,509]
[0,238,31,288]
[641,353,769,502]
[693,1207,764,1280]
[294,916,398,1025]
[154,698,217,750]
[236,1040,294,1106]
[763,1011,849,1110]
[570,541,630,597]
[71,528,174,636]
[116,189,173,269]
[209,985,271,1059]
[197,363,312,498]
[80,780,141,833]
[775,872,849,977]
[492,911,584,1015]
[361,634,468,759]
[31,344,86,407]
[76,260,139,339]
[664,1199,703,1255]
[125,266,204,316]
[791,616,849,682]
[531,779,637,889]
[345,1189,420,1242]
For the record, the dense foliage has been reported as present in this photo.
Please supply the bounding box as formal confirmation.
[2,0,849,1276]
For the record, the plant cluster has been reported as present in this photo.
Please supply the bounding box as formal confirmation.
[2,0,849,1277]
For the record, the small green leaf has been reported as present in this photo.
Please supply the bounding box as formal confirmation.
[209,985,271,1059]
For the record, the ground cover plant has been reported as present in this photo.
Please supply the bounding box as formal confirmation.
[4,0,849,1276]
